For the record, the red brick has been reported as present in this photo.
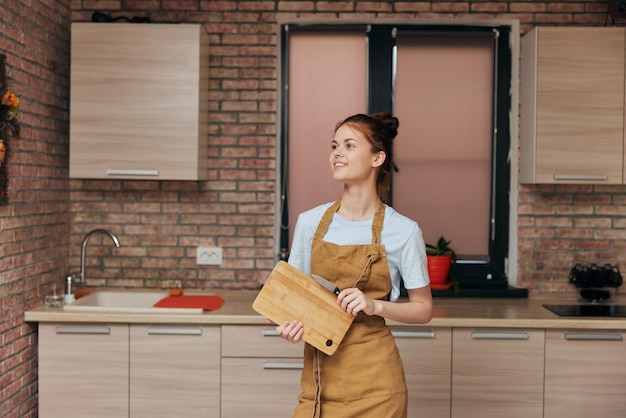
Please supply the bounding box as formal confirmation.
[432,2,469,13]
[278,1,314,12]
[510,2,546,12]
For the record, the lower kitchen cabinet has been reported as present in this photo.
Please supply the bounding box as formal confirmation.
[221,325,452,417]
[451,328,545,418]
[129,324,220,418]
[38,320,626,418]
[38,323,129,418]
[38,323,220,418]
[221,325,303,417]
[392,326,452,418]
[544,329,626,418]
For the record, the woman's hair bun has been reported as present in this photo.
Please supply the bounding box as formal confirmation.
[369,112,399,138]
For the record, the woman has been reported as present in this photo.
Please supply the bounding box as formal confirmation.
[277,112,433,417]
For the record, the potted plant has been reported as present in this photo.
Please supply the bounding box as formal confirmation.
[426,236,459,295]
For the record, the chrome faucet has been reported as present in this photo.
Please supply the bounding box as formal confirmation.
[79,229,120,283]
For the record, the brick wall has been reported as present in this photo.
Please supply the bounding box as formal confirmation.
[67,2,625,285]
[1,0,71,416]
[2,0,624,415]
[67,1,624,295]
[518,184,626,292]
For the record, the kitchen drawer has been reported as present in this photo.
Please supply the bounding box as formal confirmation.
[221,357,302,418]
[222,325,304,358]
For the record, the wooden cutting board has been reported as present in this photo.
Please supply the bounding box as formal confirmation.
[253,261,354,355]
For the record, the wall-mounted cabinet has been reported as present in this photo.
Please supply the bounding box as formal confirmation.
[69,23,209,180]
[520,27,626,184]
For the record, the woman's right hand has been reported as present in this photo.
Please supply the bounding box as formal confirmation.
[276,319,304,343]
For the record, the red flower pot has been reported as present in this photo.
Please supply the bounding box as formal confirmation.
[427,255,452,285]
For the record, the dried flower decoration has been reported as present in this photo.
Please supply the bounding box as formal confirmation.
[1,90,20,139]
[0,53,20,205]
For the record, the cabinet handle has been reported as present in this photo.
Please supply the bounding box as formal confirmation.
[471,332,529,340]
[147,327,202,336]
[392,331,435,339]
[55,326,111,334]
[553,174,608,181]
[263,361,304,370]
[262,329,280,337]
[106,169,159,176]
[564,332,622,341]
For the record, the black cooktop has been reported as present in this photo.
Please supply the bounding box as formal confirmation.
[543,304,626,317]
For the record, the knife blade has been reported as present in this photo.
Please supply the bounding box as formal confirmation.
[312,274,341,296]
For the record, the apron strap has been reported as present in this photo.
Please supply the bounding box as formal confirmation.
[312,199,385,244]
[371,198,385,245]
[312,200,341,241]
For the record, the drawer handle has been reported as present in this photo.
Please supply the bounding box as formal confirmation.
[147,327,202,336]
[55,326,111,335]
[392,331,435,339]
[263,361,304,370]
[564,332,622,341]
[553,174,608,181]
[471,332,528,340]
[262,329,280,337]
[106,169,159,176]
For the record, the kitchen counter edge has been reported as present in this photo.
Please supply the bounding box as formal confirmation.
[24,290,626,329]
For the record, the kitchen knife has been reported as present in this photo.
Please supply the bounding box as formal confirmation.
[312,274,341,296]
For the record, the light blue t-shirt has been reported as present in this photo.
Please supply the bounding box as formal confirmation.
[288,202,430,302]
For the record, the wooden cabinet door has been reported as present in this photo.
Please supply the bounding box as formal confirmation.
[451,328,544,418]
[221,325,303,417]
[520,27,625,184]
[221,357,303,417]
[38,323,129,418]
[69,23,209,180]
[129,325,220,418]
[545,329,626,418]
[392,327,452,418]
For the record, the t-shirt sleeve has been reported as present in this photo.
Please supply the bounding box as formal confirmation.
[399,223,430,290]
[287,213,313,275]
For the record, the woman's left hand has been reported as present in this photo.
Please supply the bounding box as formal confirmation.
[337,288,378,316]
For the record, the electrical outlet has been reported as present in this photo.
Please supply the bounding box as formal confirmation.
[196,246,222,265]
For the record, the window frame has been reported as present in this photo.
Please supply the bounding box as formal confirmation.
[277,22,515,289]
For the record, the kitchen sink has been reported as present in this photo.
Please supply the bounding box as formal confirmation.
[64,289,203,314]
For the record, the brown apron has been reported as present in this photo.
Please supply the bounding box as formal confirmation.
[292,199,408,418]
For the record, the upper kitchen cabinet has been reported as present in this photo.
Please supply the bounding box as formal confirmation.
[520,27,626,184]
[69,23,209,180]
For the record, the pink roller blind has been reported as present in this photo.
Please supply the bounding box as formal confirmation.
[393,33,494,256]
[287,31,367,243]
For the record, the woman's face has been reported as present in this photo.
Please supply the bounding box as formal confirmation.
[330,124,384,184]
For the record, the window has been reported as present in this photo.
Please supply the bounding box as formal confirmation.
[278,23,512,288]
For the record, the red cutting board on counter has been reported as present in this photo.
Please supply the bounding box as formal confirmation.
[253,261,354,355]
[154,295,224,311]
